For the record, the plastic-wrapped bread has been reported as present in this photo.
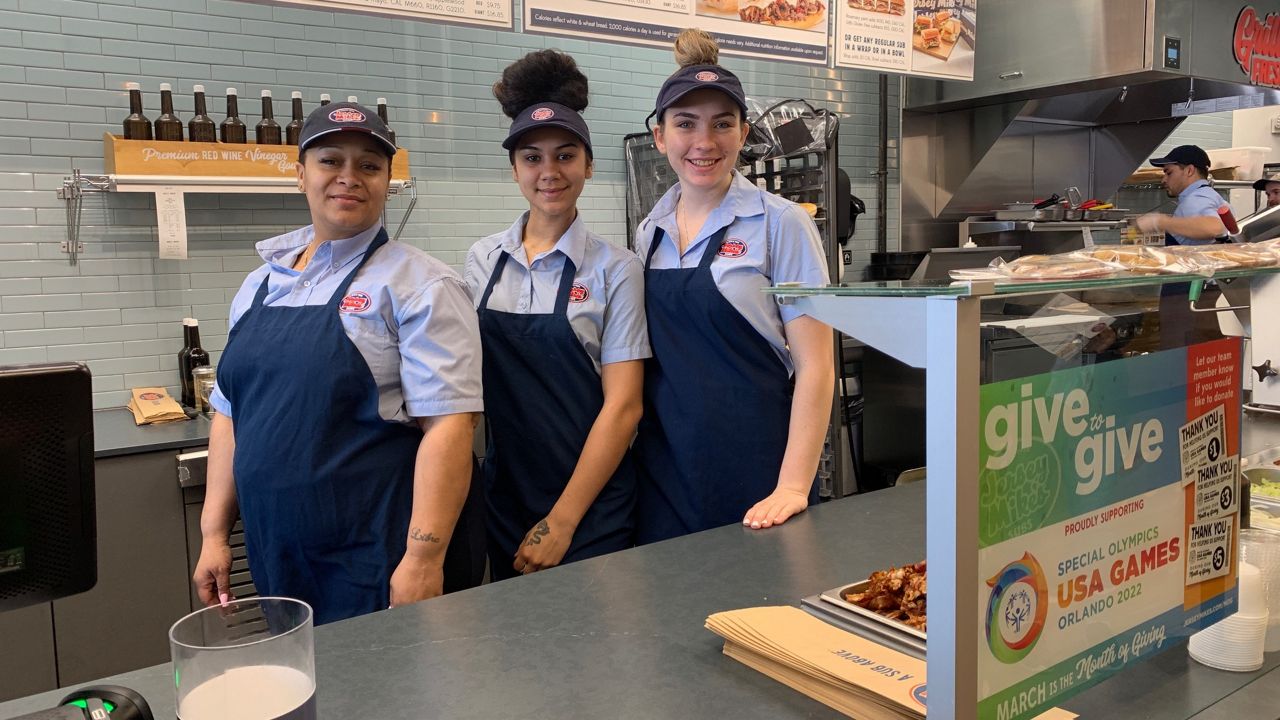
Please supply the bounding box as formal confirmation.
[1165,244,1280,271]
[1077,245,1216,276]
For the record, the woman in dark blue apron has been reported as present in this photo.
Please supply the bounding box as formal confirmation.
[465,50,648,578]
[632,29,835,544]
[192,102,486,624]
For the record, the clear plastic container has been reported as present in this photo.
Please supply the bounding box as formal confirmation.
[169,597,316,720]
[1240,528,1280,652]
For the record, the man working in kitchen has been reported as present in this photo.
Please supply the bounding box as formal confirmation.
[1133,145,1229,245]
[1254,171,1280,210]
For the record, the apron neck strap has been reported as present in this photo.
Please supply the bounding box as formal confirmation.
[644,227,665,270]
[477,252,510,312]
[326,227,389,309]
[479,250,579,316]
[698,226,730,270]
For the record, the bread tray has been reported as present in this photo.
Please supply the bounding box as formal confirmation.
[819,579,927,642]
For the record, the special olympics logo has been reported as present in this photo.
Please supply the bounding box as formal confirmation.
[329,108,365,123]
[984,552,1049,664]
[531,107,555,121]
[695,71,720,82]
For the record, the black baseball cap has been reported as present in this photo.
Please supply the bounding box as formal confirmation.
[502,102,593,157]
[1253,171,1280,191]
[1149,145,1210,172]
[649,64,748,128]
[298,101,396,157]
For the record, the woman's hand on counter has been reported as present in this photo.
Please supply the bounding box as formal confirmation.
[513,517,573,574]
[193,539,233,607]
[742,488,810,530]
[389,554,444,608]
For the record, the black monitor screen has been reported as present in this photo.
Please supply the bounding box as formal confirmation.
[0,362,96,612]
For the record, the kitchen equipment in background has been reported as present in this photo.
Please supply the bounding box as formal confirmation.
[865,250,928,280]
[170,597,316,720]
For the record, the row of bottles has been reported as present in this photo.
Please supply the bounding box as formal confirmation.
[123,83,396,146]
[177,318,210,409]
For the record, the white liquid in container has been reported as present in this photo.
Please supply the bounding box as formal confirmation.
[178,664,316,720]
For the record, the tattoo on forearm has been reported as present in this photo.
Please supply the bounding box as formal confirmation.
[410,527,441,544]
[524,520,550,546]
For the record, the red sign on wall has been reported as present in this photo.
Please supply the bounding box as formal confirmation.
[1235,6,1280,88]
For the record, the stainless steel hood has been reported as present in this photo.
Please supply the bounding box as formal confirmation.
[901,0,1280,251]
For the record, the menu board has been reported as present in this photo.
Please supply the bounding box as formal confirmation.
[524,0,830,64]
[974,337,1242,719]
[835,0,974,79]
[253,0,513,29]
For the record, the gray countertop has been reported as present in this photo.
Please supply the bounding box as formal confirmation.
[92,408,211,459]
[0,482,1275,720]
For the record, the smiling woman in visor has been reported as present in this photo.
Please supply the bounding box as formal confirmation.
[192,102,486,625]
[465,51,649,578]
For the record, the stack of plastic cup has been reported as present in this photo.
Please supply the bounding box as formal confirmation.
[1188,562,1269,672]
[1240,528,1280,652]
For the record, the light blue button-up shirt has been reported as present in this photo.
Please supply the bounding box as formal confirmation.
[210,223,484,424]
[634,171,830,375]
[465,212,651,374]
[1171,179,1226,246]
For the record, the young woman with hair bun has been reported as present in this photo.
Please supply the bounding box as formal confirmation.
[465,49,649,579]
[634,28,834,543]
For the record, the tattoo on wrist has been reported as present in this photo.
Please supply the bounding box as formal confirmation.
[524,520,550,546]
[409,527,441,544]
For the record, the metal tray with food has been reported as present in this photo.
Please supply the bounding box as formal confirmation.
[994,207,1065,221]
[819,580,927,642]
[801,594,925,660]
[1082,208,1129,221]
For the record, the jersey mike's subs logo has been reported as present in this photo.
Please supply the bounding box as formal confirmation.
[329,108,366,123]
[1235,6,1280,88]
[568,282,590,303]
[695,71,720,82]
[530,107,555,121]
[718,238,748,257]
[339,291,371,313]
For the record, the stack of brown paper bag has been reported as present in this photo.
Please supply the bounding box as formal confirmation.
[127,387,188,425]
[706,606,926,720]
[705,606,1079,720]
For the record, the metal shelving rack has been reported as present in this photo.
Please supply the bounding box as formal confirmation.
[622,105,856,498]
[56,170,417,264]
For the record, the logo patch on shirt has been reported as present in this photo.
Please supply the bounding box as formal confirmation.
[568,282,590,303]
[531,107,555,121]
[695,71,720,82]
[339,291,371,313]
[717,238,748,258]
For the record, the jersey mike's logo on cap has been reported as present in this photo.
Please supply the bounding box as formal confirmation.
[568,282,590,303]
[329,108,366,123]
[717,238,747,258]
[695,71,720,82]
[531,107,555,121]
[339,291,371,313]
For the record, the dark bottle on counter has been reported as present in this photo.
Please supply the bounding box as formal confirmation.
[376,97,396,147]
[285,91,304,145]
[154,82,183,142]
[122,82,153,140]
[255,89,282,145]
[220,88,247,144]
[188,84,217,143]
[319,93,331,106]
[178,318,211,408]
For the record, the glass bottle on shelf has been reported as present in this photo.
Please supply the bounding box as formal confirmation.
[285,91,304,145]
[255,89,282,145]
[122,82,153,140]
[219,88,247,144]
[376,97,396,147]
[319,93,331,106]
[154,82,183,141]
[188,85,217,143]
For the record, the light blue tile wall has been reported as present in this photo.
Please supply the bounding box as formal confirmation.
[0,0,899,408]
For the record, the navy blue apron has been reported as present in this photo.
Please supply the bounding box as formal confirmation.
[478,251,636,580]
[217,228,485,625]
[634,226,813,545]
